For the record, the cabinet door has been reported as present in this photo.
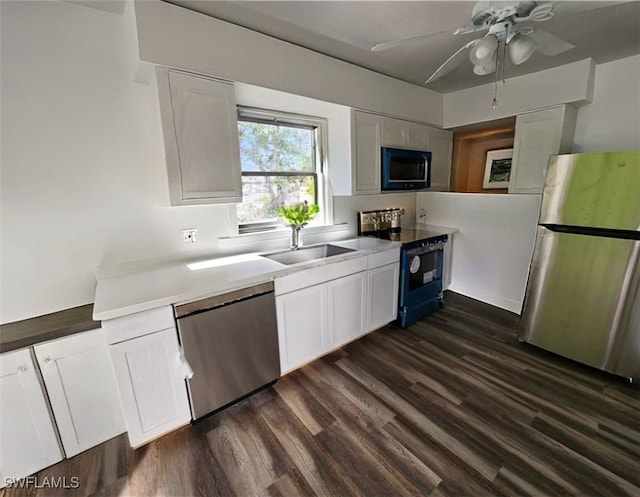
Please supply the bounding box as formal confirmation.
[381,117,407,148]
[442,240,453,291]
[109,328,191,448]
[367,262,400,332]
[352,111,381,194]
[509,106,572,194]
[428,128,453,191]
[328,271,367,348]
[0,349,62,485]
[35,329,126,457]
[382,118,428,151]
[276,284,328,374]
[157,68,242,205]
[406,122,429,151]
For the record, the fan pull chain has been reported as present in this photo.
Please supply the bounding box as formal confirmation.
[492,40,501,108]
[492,37,507,109]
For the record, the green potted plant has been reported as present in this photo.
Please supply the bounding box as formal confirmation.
[278,201,319,249]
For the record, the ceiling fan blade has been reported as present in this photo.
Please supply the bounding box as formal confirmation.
[527,28,575,56]
[549,1,630,16]
[371,27,454,53]
[425,39,480,84]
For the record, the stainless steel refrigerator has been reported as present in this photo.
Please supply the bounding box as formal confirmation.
[519,150,640,382]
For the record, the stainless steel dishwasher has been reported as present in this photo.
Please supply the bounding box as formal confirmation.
[174,281,280,420]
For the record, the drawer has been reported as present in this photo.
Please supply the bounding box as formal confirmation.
[101,306,175,345]
[275,256,367,296]
[368,247,401,269]
[35,327,104,356]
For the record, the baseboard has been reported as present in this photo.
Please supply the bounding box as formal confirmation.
[446,283,523,314]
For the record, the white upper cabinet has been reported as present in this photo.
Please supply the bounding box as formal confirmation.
[352,111,382,194]
[156,68,242,205]
[428,127,453,191]
[509,105,577,194]
[0,349,63,485]
[381,117,429,151]
[352,110,452,195]
[34,329,126,458]
[380,117,406,148]
[407,122,430,151]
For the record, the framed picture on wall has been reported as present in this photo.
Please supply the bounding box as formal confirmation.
[483,148,513,189]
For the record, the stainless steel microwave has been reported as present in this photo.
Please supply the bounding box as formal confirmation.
[381,147,431,191]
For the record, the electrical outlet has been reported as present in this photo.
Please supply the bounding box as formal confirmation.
[182,228,198,244]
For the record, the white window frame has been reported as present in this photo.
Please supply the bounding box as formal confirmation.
[236,107,330,233]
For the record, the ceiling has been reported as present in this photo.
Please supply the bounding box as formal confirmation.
[163,1,640,93]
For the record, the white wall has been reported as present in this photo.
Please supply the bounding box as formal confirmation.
[443,59,595,129]
[133,0,444,127]
[572,55,640,153]
[416,192,541,314]
[0,1,233,323]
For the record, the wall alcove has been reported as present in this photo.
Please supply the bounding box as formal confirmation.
[450,125,515,193]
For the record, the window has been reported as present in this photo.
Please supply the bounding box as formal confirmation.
[237,108,327,231]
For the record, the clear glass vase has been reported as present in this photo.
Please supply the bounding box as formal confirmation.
[289,224,304,249]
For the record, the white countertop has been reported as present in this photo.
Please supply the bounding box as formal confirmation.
[93,237,403,322]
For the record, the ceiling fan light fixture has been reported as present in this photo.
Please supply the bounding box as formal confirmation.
[508,33,537,65]
[473,59,496,75]
[469,34,498,65]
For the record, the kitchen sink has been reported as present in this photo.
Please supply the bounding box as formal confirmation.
[262,244,355,265]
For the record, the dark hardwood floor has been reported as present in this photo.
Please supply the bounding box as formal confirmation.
[4,292,639,497]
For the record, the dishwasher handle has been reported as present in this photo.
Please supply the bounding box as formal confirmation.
[174,281,274,318]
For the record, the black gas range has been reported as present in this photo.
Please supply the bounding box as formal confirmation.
[358,209,448,327]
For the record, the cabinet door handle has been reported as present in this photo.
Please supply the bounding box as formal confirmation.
[42,355,52,364]
[17,364,29,373]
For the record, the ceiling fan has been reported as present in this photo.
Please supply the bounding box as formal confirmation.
[371,1,576,89]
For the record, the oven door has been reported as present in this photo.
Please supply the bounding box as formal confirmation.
[398,244,444,327]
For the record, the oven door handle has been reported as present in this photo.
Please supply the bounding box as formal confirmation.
[405,242,446,256]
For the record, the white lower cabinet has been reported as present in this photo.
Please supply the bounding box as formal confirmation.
[276,283,328,374]
[34,329,126,458]
[328,271,367,347]
[275,256,369,374]
[275,249,400,375]
[0,349,62,486]
[275,272,367,374]
[367,262,400,332]
[109,327,191,448]
[102,306,192,448]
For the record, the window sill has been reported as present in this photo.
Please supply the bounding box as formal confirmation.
[217,223,350,249]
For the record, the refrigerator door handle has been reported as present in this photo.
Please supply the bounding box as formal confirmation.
[540,223,640,240]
